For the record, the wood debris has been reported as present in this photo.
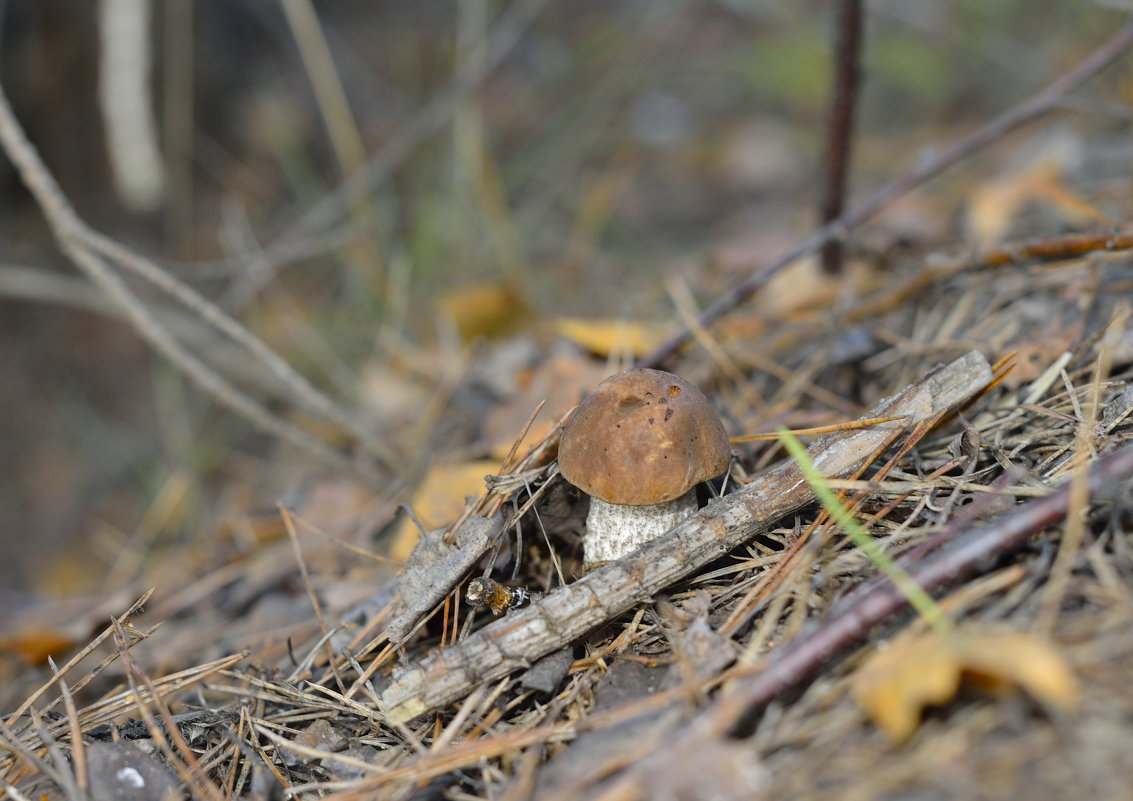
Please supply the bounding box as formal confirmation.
[380,350,993,723]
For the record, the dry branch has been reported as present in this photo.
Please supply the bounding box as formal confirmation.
[379,350,993,723]
[0,78,386,482]
[597,439,1133,801]
[639,21,1133,368]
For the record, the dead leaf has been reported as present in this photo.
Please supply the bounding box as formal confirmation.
[520,648,573,694]
[753,256,881,319]
[437,282,528,341]
[390,460,499,562]
[551,318,672,358]
[0,628,75,666]
[964,130,1105,245]
[658,591,734,687]
[852,627,1079,742]
[295,718,348,751]
[482,347,607,460]
[994,318,1078,388]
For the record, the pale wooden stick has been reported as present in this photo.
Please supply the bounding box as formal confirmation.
[380,350,993,723]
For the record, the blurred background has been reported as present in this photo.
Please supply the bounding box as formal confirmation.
[0,0,1126,599]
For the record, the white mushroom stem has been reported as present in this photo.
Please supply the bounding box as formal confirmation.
[583,491,698,567]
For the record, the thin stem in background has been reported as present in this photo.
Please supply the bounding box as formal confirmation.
[639,20,1133,369]
[274,0,551,247]
[819,0,864,275]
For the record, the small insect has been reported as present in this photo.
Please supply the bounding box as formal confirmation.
[465,577,532,616]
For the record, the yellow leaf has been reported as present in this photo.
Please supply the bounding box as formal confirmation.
[437,283,527,341]
[389,461,499,563]
[552,318,671,358]
[852,627,1078,742]
[946,630,1079,707]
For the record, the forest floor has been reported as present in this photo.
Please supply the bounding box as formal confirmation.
[3,4,1133,800]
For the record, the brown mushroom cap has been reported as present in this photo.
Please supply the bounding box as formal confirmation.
[558,368,730,506]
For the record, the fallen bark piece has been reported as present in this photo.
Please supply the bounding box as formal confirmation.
[379,350,993,723]
[385,515,495,645]
[520,648,574,694]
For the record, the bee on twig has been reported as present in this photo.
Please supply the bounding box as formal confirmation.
[465,577,533,616]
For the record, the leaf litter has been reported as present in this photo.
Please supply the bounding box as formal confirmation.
[4,233,1133,801]
[7,15,1133,799]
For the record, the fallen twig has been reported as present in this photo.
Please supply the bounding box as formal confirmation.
[587,439,1133,800]
[639,21,1133,368]
[701,442,1133,736]
[379,350,993,723]
[844,228,1133,324]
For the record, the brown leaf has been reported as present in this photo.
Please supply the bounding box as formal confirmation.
[852,627,1079,742]
[389,460,499,563]
[964,132,1103,245]
[520,647,573,694]
[751,256,881,320]
[0,627,75,666]
[295,718,348,751]
[437,282,528,341]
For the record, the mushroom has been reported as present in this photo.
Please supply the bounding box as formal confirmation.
[557,368,731,567]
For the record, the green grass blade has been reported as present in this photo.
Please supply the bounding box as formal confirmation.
[779,427,953,634]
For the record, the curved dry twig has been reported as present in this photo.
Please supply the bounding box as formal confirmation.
[0,78,383,482]
[79,229,398,469]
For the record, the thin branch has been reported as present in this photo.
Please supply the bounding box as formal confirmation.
[840,227,1133,324]
[0,264,121,315]
[0,76,381,483]
[80,229,398,469]
[819,0,864,275]
[714,441,1133,735]
[639,20,1133,368]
